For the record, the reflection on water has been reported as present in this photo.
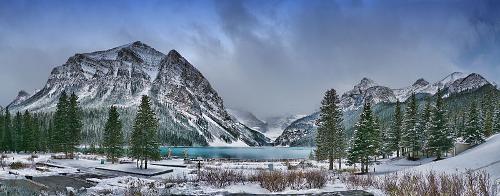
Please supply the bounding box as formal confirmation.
[160,147,314,160]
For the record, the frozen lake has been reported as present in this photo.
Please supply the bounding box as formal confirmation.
[160,147,315,160]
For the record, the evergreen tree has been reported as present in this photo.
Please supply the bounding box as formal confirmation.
[52,91,69,153]
[0,112,4,152]
[481,90,495,137]
[22,110,36,152]
[315,89,346,170]
[348,101,379,173]
[103,106,124,164]
[379,127,392,158]
[31,114,41,152]
[388,100,403,157]
[494,106,500,134]
[130,95,160,169]
[463,102,484,145]
[419,98,432,156]
[401,93,420,160]
[67,93,82,156]
[3,109,13,152]
[14,112,22,152]
[427,89,453,160]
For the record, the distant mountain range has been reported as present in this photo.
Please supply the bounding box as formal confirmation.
[6,41,270,147]
[275,72,497,146]
[227,108,304,140]
[2,41,497,147]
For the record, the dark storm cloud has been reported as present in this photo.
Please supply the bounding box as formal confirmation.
[0,0,499,118]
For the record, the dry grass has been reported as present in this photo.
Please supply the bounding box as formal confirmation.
[341,170,492,196]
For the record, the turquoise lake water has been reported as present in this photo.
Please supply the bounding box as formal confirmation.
[160,147,315,160]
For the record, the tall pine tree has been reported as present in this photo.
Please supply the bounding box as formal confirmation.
[427,89,453,160]
[130,95,160,169]
[481,90,495,137]
[419,98,432,156]
[52,91,69,154]
[14,112,22,152]
[401,93,421,160]
[67,93,82,156]
[0,111,4,152]
[494,105,500,134]
[22,110,36,152]
[3,109,13,152]
[463,102,484,145]
[348,101,379,173]
[315,89,346,170]
[388,100,403,157]
[103,106,124,164]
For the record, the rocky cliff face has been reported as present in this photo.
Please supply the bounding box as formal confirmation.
[8,41,270,146]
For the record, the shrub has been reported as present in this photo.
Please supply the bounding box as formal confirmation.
[255,171,288,192]
[9,162,26,170]
[198,168,245,188]
[342,170,492,196]
[304,170,327,189]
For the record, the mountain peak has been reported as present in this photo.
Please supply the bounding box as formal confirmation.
[163,49,185,65]
[7,90,31,108]
[357,77,377,89]
[167,49,182,58]
[17,90,30,97]
[413,78,429,86]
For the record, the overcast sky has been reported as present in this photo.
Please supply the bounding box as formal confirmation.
[1,0,499,118]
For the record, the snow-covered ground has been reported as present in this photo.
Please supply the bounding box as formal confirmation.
[410,134,500,181]
[2,135,500,195]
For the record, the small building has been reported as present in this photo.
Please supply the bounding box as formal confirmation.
[453,142,471,156]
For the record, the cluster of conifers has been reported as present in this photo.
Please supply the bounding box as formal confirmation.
[0,91,161,169]
[315,88,500,173]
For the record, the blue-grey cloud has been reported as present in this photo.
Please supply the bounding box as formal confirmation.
[0,0,499,118]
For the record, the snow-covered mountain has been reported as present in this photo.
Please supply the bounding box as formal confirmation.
[227,108,267,133]
[264,114,306,140]
[393,78,430,102]
[340,72,491,111]
[276,72,495,146]
[7,90,31,109]
[227,108,304,140]
[8,41,270,146]
[274,112,319,146]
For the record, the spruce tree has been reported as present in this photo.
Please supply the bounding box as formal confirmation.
[379,127,392,158]
[315,89,346,170]
[419,98,432,156]
[482,90,494,137]
[401,93,420,160]
[427,89,453,160]
[494,106,500,134]
[22,110,35,152]
[3,109,13,152]
[464,102,484,145]
[67,93,82,156]
[0,112,4,152]
[131,95,160,169]
[388,100,403,157]
[52,91,69,153]
[14,112,22,152]
[103,106,124,164]
[348,101,379,173]
[31,114,41,152]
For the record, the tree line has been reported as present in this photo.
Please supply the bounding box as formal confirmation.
[0,92,161,169]
[315,88,500,173]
